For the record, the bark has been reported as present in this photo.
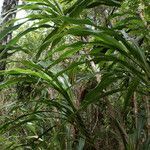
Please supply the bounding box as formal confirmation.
[0,0,19,82]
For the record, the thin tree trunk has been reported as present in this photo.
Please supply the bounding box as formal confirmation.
[0,0,19,82]
[145,96,150,137]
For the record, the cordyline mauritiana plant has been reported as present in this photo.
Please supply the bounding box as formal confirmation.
[0,0,149,150]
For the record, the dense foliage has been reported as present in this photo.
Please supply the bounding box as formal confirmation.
[0,0,149,149]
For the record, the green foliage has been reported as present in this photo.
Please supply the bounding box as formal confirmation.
[0,0,149,149]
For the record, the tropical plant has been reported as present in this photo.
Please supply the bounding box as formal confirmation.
[0,0,149,149]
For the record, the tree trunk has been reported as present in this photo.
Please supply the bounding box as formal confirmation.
[0,0,19,82]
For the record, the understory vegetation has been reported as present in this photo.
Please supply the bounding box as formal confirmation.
[0,0,149,149]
